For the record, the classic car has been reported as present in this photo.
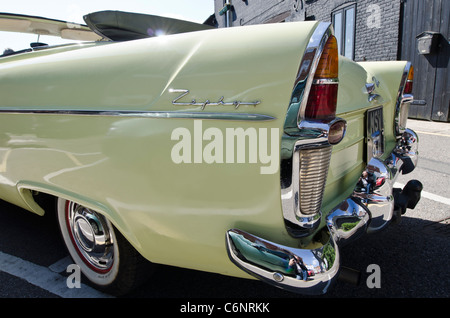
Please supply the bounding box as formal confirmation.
[0,10,422,296]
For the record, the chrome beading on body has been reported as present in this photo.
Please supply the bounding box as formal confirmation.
[0,108,274,121]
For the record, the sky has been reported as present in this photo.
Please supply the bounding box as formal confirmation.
[0,0,215,52]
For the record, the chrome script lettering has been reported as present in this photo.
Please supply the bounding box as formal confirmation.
[169,89,261,110]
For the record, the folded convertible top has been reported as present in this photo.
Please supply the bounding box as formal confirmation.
[83,10,215,41]
[0,12,102,41]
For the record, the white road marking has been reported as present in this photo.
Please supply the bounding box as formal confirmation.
[0,251,113,298]
[48,255,73,273]
[395,182,450,206]
[414,130,450,137]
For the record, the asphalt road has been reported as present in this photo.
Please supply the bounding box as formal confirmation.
[0,119,448,302]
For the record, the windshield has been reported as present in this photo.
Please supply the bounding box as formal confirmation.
[1,31,79,55]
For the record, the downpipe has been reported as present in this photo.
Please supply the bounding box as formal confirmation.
[219,1,233,27]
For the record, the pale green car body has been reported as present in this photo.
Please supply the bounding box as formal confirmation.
[0,12,419,295]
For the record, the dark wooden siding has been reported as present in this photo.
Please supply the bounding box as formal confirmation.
[400,0,449,122]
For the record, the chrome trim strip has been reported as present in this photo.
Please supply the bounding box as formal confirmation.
[298,23,333,121]
[313,78,339,85]
[285,22,332,130]
[394,62,413,137]
[0,109,276,121]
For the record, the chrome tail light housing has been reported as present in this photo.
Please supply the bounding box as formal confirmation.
[281,22,346,238]
[394,62,414,137]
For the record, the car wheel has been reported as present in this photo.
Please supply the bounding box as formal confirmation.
[56,198,154,295]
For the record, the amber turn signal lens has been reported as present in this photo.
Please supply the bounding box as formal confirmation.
[407,65,414,81]
[305,35,339,120]
[404,66,414,94]
[314,35,339,79]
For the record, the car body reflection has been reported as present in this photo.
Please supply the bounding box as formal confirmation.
[226,228,338,291]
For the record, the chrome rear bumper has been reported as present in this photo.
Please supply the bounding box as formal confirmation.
[226,228,340,295]
[226,129,420,295]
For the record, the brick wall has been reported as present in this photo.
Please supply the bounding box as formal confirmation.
[214,0,295,27]
[353,0,401,61]
[214,0,401,61]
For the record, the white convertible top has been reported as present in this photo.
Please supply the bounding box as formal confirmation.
[0,12,103,41]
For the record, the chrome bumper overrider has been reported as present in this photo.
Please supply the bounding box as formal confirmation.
[226,129,420,295]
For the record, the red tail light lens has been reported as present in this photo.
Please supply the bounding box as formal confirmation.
[305,84,338,119]
[404,66,414,94]
[304,35,339,120]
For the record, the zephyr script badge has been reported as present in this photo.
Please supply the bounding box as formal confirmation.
[169,89,261,110]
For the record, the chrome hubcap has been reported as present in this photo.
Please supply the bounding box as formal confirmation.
[66,202,115,273]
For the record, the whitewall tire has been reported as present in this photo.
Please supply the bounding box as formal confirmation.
[56,198,153,295]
